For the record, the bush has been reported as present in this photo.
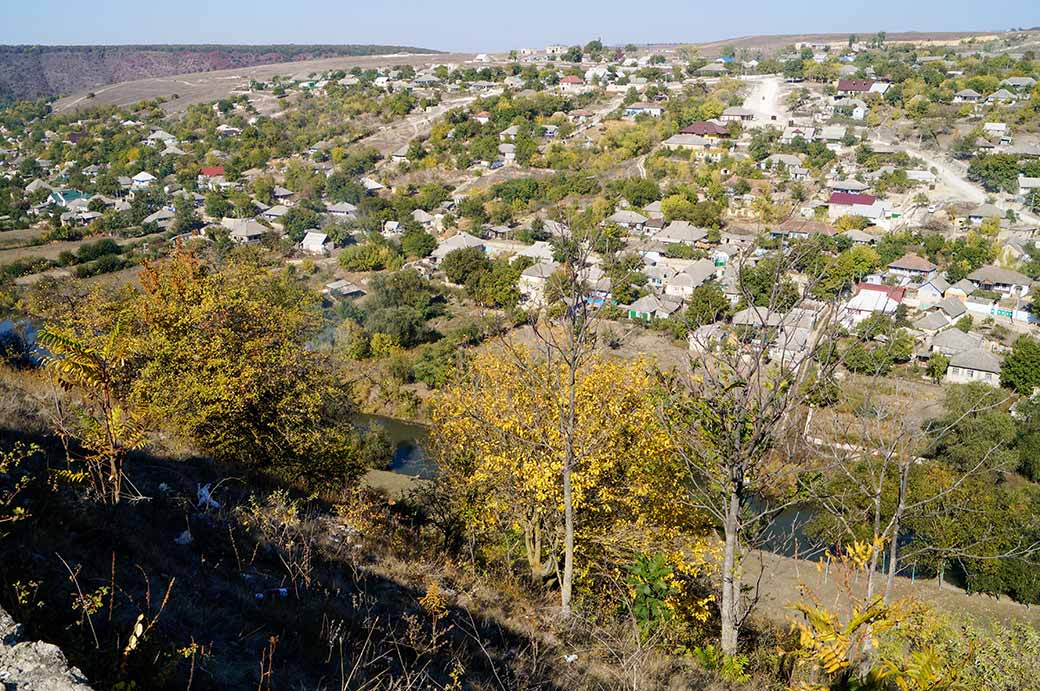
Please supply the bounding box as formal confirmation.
[339,242,402,272]
[75,238,121,263]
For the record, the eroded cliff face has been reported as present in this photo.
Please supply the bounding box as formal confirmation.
[0,45,438,102]
[0,606,93,691]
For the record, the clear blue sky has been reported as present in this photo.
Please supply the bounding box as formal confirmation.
[2,0,1035,52]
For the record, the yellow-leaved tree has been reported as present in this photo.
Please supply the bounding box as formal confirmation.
[430,346,713,615]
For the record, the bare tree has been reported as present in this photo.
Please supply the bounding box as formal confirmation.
[665,243,843,655]
[806,374,1035,603]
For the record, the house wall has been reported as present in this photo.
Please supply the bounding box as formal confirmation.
[945,366,999,386]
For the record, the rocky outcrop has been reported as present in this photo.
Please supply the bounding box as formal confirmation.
[0,606,93,690]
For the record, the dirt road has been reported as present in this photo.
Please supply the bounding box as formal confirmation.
[365,94,478,160]
[894,141,1040,225]
[740,75,788,127]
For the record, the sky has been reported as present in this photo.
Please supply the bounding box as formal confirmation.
[2,0,1036,52]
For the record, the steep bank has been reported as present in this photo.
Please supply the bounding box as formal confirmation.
[0,45,442,103]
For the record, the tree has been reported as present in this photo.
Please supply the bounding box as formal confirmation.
[669,248,843,655]
[683,282,730,329]
[927,353,949,384]
[431,349,702,601]
[204,191,230,219]
[814,246,881,298]
[364,269,443,348]
[172,195,200,234]
[339,242,402,272]
[441,246,490,284]
[282,206,321,243]
[619,177,660,208]
[252,175,275,205]
[1001,335,1040,395]
[39,319,144,504]
[738,255,800,311]
[325,173,364,204]
[967,154,1021,194]
[131,251,367,489]
[400,228,437,258]
[808,381,1020,616]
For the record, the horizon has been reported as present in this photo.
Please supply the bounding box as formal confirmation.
[3,0,1036,53]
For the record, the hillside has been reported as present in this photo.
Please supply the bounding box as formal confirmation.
[648,30,1001,57]
[0,45,443,103]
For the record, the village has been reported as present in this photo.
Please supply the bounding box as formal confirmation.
[6,15,1040,691]
[2,32,1040,396]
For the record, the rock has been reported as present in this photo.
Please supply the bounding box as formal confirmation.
[0,606,93,690]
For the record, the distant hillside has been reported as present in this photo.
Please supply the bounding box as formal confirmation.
[0,44,443,103]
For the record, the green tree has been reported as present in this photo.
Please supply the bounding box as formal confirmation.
[926,383,1017,472]
[401,228,437,258]
[684,283,730,329]
[927,353,950,384]
[204,191,230,219]
[441,246,491,284]
[325,173,364,204]
[282,206,321,243]
[1001,335,1040,395]
[967,154,1021,194]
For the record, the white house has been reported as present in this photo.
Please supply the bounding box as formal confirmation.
[300,231,330,255]
[967,265,1032,298]
[519,261,559,307]
[841,284,905,326]
[131,171,156,190]
[662,259,717,299]
[624,102,664,118]
[945,349,1001,387]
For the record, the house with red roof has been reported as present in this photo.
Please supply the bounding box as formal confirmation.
[836,79,875,96]
[559,75,586,94]
[681,120,730,138]
[829,192,876,206]
[842,282,906,326]
[198,166,227,191]
[827,191,889,222]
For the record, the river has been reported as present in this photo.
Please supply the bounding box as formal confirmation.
[354,413,435,479]
[352,414,832,558]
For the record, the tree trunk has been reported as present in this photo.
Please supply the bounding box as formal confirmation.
[561,463,574,614]
[883,514,900,602]
[720,488,740,655]
[884,463,909,602]
[524,518,545,585]
[560,352,578,616]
